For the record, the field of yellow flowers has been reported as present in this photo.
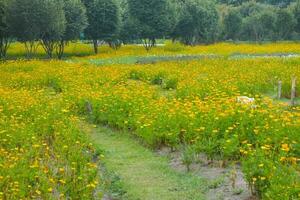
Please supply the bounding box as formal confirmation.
[1,42,300,199]
[7,41,300,59]
[0,61,102,199]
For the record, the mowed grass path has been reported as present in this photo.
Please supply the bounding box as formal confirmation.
[82,122,205,200]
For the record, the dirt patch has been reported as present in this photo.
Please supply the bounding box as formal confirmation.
[157,147,256,200]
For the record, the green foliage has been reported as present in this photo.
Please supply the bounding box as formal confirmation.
[7,0,43,43]
[292,0,300,35]
[56,0,88,59]
[174,0,219,45]
[151,72,166,85]
[257,10,277,40]
[40,0,66,58]
[0,0,9,59]
[241,13,264,41]
[84,0,120,53]
[224,8,242,40]
[223,1,295,42]
[127,0,176,50]
[181,145,196,171]
[1,0,300,57]
[46,77,63,93]
[129,70,147,80]
[163,77,178,90]
[63,0,87,41]
[208,175,226,189]
[275,8,296,40]
[0,0,5,30]
[219,0,294,7]
[263,165,300,199]
[7,0,66,57]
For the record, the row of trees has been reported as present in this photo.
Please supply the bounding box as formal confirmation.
[0,0,88,58]
[222,1,300,41]
[1,0,300,59]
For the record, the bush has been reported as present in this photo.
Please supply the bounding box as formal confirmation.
[151,72,166,85]
[163,78,178,90]
[129,69,147,81]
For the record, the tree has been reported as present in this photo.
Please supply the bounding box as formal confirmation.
[223,8,242,40]
[119,2,141,44]
[7,0,44,56]
[239,1,266,17]
[0,0,10,59]
[239,8,276,42]
[106,0,124,50]
[258,9,276,40]
[56,0,88,59]
[84,0,120,54]
[174,0,219,45]
[40,0,66,58]
[240,13,264,41]
[7,0,66,58]
[292,0,300,35]
[275,8,296,40]
[127,0,175,50]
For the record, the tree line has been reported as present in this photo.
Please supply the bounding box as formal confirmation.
[1,0,300,59]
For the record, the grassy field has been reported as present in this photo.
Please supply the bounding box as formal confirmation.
[0,42,300,199]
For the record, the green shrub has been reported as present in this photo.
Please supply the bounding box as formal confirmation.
[129,70,146,81]
[163,78,178,90]
[151,72,165,85]
[181,145,196,171]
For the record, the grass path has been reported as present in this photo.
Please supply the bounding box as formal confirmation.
[82,122,206,200]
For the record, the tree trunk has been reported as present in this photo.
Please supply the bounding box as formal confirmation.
[24,41,38,58]
[142,38,155,51]
[56,40,65,60]
[41,39,55,58]
[0,37,10,59]
[151,38,156,47]
[93,40,98,54]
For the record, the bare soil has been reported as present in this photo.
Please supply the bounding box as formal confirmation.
[157,147,257,200]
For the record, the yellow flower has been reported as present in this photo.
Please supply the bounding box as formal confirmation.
[280,157,286,162]
[281,144,290,152]
[87,183,96,189]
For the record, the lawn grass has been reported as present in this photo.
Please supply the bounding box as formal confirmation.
[81,122,206,200]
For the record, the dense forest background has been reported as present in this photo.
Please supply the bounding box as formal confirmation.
[1,0,300,58]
